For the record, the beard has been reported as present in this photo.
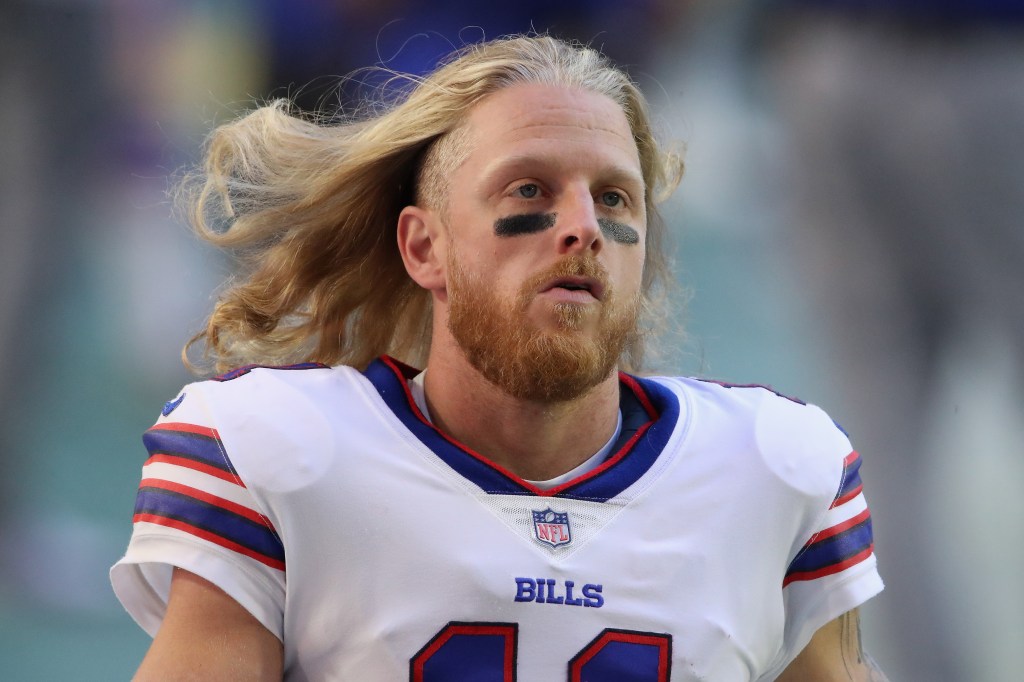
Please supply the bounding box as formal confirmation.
[446,251,641,403]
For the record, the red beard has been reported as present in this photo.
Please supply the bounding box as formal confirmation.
[447,252,640,403]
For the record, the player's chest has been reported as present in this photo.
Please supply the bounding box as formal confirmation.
[273,456,788,681]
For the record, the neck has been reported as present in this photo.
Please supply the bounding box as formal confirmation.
[422,346,621,482]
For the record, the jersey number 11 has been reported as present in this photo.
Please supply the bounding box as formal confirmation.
[410,621,672,681]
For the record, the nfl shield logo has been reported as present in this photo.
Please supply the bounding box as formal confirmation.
[532,508,572,548]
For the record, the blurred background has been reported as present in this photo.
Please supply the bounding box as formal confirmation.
[2,0,1022,679]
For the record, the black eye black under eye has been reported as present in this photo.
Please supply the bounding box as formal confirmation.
[494,212,556,237]
[597,218,640,245]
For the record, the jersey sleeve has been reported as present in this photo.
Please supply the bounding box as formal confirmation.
[764,418,884,678]
[109,383,287,641]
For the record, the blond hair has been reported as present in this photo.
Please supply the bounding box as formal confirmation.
[182,34,684,375]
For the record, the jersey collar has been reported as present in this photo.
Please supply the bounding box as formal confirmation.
[363,356,679,501]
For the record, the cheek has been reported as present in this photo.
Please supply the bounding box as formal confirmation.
[453,250,522,298]
[620,246,646,289]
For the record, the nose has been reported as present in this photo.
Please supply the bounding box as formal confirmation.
[555,186,603,256]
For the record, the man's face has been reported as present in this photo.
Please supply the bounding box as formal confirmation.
[441,82,647,402]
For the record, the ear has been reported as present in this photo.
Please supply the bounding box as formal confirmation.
[397,205,446,292]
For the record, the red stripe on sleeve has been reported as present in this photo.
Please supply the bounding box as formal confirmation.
[810,508,871,544]
[831,483,864,509]
[783,545,873,587]
[139,478,273,529]
[149,422,221,440]
[144,454,243,486]
[132,513,285,571]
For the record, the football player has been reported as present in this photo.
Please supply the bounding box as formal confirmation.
[112,35,887,681]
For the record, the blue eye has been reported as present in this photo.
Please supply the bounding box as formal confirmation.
[601,191,623,207]
[516,184,539,198]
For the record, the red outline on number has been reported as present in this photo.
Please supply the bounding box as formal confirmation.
[568,629,672,682]
[410,622,517,682]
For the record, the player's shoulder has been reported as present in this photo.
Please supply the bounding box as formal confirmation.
[152,360,341,421]
[648,373,819,421]
[208,361,332,383]
[171,361,353,410]
[651,375,852,496]
[157,361,374,430]
[149,362,363,491]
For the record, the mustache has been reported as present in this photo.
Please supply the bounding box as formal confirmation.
[518,256,610,302]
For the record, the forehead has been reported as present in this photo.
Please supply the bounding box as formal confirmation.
[461,83,642,182]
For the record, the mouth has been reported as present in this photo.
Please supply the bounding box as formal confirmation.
[543,276,604,301]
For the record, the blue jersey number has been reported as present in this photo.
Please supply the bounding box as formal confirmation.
[410,622,671,681]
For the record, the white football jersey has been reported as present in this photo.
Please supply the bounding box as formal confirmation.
[111,357,883,681]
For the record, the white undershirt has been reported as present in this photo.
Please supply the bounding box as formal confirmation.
[408,370,623,489]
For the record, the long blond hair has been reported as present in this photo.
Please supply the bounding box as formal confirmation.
[181,35,684,375]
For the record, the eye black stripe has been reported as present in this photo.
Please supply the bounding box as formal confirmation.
[597,218,639,245]
[494,213,557,237]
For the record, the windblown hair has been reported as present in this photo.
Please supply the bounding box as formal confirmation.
[181,34,684,375]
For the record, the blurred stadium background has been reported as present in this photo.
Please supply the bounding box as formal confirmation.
[2,1,1022,679]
